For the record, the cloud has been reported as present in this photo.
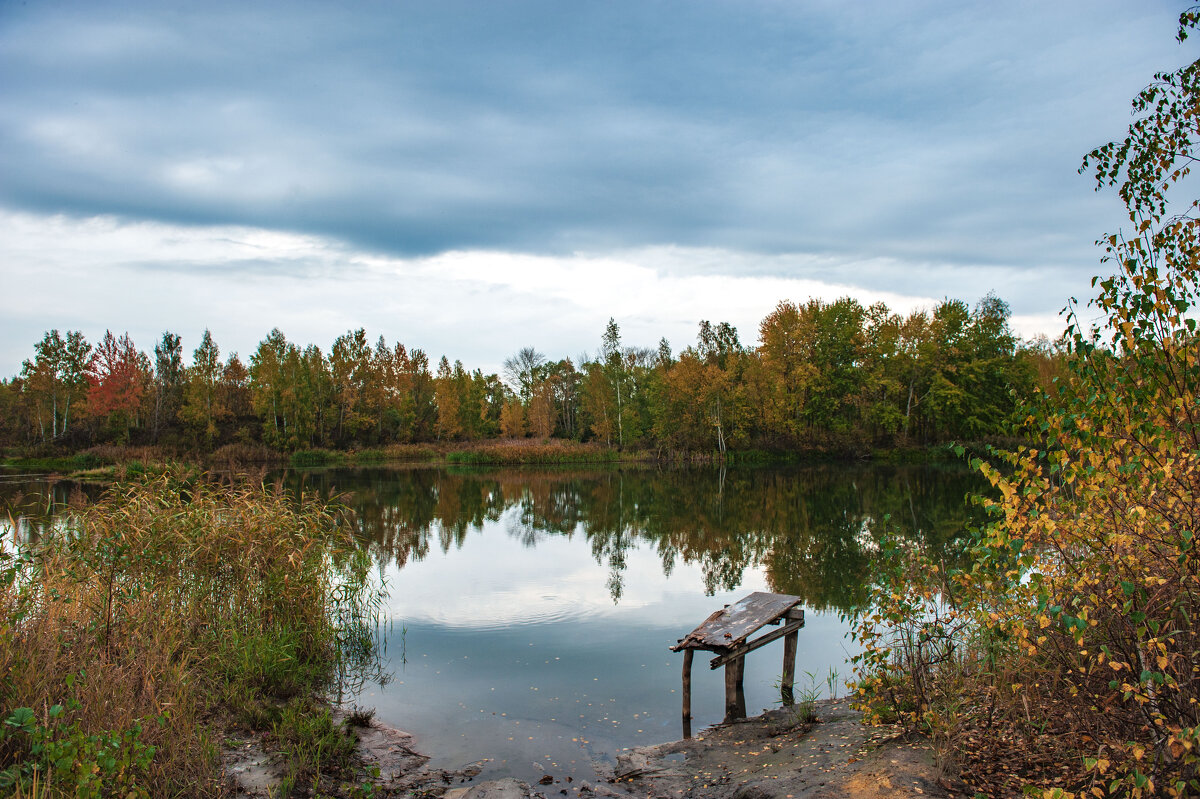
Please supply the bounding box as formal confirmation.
[0,211,1072,377]
[0,1,1183,261]
[0,1,1187,372]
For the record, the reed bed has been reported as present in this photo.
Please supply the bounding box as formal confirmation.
[0,473,377,797]
[446,439,622,465]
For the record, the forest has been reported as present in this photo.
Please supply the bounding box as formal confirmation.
[0,293,1057,457]
[0,292,1056,458]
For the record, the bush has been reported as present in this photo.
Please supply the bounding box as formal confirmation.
[852,15,1200,797]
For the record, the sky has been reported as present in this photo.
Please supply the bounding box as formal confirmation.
[0,0,1192,376]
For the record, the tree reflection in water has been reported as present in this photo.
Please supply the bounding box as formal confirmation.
[286,463,987,613]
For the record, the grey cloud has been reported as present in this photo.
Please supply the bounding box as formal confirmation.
[0,0,1187,290]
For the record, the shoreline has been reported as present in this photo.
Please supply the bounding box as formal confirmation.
[231,699,953,799]
[0,439,980,485]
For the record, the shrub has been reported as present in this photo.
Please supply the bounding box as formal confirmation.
[852,14,1200,797]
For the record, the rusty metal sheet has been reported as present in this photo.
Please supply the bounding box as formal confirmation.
[670,591,801,652]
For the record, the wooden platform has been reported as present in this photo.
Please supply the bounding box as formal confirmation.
[671,591,804,737]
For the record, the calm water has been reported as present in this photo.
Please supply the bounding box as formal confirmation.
[282,463,986,783]
[0,463,987,785]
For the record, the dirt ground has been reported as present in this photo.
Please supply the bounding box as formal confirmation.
[602,699,953,799]
[224,700,954,799]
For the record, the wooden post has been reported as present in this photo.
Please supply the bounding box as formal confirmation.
[682,648,694,739]
[724,658,739,722]
[781,629,798,706]
[729,652,739,715]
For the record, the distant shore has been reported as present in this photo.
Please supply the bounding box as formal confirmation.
[1,436,992,483]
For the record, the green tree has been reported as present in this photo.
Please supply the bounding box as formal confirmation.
[601,318,625,447]
[20,330,91,443]
[180,330,225,446]
[250,328,292,447]
[152,332,184,442]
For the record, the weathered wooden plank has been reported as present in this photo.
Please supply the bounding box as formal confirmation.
[670,591,801,652]
[708,618,804,669]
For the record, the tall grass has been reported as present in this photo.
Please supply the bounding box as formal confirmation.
[0,473,379,797]
[446,439,622,465]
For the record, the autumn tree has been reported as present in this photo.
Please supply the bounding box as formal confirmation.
[527,378,554,439]
[542,358,580,438]
[296,344,333,447]
[221,352,252,428]
[86,330,150,442]
[329,328,374,445]
[652,321,748,453]
[757,301,815,445]
[499,396,527,438]
[434,355,462,440]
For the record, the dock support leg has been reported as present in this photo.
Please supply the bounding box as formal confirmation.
[729,657,739,719]
[682,649,693,739]
[781,629,798,706]
[724,656,747,722]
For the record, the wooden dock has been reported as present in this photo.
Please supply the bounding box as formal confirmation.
[670,591,804,737]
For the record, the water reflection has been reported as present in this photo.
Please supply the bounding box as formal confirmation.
[0,473,105,542]
[286,464,985,614]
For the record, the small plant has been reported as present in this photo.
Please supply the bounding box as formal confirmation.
[0,702,157,798]
[344,706,375,728]
[825,666,841,700]
[272,699,358,793]
[775,671,821,724]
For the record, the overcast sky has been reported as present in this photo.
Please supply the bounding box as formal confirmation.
[0,1,1191,375]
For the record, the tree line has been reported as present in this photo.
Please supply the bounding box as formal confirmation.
[0,292,1059,454]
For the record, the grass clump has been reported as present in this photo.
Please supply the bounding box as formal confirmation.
[0,472,380,797]
[351,445,439,464]
[290,448,346,467]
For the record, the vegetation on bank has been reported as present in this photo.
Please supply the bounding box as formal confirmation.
[0,473,383,797]
[851,14,1200,798]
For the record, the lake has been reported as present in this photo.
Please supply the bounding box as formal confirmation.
[0,462,987,785]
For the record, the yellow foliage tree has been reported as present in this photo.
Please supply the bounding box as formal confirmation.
[852,12,1200,797]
